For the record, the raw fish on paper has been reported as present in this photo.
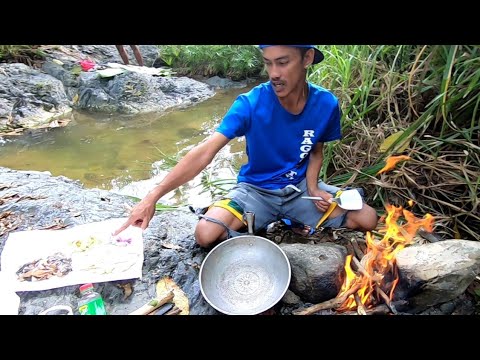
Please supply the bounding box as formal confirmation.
[1,218,144,292]
[16,252,72,282]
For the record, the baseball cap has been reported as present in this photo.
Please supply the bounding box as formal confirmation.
[258,45,324,64]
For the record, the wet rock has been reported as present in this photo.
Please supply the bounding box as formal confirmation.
[0,63,72,133]
[0,166,217,315]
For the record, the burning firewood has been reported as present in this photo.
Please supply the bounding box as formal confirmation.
[351,256,382,283]
[418,229,442,243]
[375,286,398,314]
[354,293,367,315]
[350,238,365,260]
[349,255,398,313]
[292,284,361,315]
[345,242,355,257]
[341,300,409,315]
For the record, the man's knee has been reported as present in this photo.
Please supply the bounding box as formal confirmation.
[194,219,226,248]
[362,206,378,231]
[345,205,378,232]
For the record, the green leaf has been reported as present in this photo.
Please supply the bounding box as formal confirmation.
[155,204,180,212]
[70,65,82,75]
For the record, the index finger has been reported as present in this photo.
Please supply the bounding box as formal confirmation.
[112,219,131,236]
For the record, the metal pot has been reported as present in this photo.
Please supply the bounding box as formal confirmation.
[199,212,291,315]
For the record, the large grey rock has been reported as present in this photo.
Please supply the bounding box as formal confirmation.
[396,240,480,312]
[0,63,72,132]
[0,46,215,133]
[203,76,248,89]
[73,72,214,114]
[280,243,347,303]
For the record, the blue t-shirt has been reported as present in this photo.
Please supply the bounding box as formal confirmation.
[216,81,341,189]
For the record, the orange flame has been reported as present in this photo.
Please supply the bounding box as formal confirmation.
[336,204,434,312]
[376,155,411,175]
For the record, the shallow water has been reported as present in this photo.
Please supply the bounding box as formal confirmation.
[0,85,255,190]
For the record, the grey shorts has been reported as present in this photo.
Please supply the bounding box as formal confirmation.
[220,179,348,232]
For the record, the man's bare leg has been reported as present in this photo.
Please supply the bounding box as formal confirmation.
[130,45,144,66]
[115,45,129,65]
[194,207,245,247]
[344,204,378,232]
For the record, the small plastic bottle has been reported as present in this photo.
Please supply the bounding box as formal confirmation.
[78,283,107,315]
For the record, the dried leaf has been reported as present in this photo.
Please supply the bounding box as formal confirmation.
[0,211,19,236]
[379,131,411,153]
[16,195,46,202]
[156,276,189,315]
[453,221,462,239]
[0,211,12,220]
[0,194,19,205]
[118,283,133,300]
[42,220,68,230]
[161,242,183,251]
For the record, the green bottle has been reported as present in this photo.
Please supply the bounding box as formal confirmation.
[78,283,107,315]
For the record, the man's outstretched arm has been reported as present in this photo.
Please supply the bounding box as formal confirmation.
[113,132,230,234]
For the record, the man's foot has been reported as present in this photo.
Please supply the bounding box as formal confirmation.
[291,225,312,237]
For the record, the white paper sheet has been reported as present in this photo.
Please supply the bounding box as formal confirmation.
[0,272,20,314]
[1,218,144,292]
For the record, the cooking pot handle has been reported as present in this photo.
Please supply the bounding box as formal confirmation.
[244,211,255,235]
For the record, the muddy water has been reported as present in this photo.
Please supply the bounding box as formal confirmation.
[0,85,256,190]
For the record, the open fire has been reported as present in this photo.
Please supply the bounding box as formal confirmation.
[291,200,480,316]
[291,153,479,315]
[336,204,434,313]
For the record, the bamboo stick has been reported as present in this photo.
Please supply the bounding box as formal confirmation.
[128,291,174,315]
